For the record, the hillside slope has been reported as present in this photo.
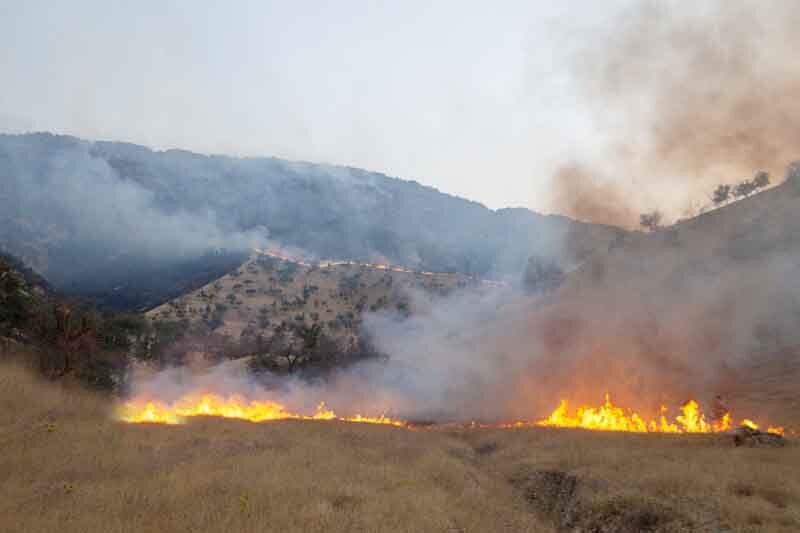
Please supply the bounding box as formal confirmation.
[523,177,800,426]
[0,132,624,310]
[144,177,800,425]
[147,251,501,351]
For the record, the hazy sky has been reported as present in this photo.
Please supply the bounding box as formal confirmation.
[0,1,641,212]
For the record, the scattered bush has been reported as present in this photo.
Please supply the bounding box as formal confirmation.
[639,210,663,232]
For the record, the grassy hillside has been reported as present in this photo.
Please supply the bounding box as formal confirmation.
[147,252,500,351]
[141,252,507,377]
[521,179,800,427]
[2,360,798,532]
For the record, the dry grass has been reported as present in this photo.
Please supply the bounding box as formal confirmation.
[458,428,800,532]
[2,360,799,532]
[0,361,541,533]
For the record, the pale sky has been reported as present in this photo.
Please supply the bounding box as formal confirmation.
[1,1,634,212]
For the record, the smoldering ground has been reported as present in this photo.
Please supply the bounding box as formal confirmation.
[550,0,800,226]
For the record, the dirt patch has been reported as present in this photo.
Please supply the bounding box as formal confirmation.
[509,468,580,528]
[582,496,687,533]
[730,481,793,510]
[509,468,696,532]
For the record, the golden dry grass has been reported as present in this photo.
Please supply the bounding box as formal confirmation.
[2,360,799,532]
[460,428,800,532]
[0,361,541,533]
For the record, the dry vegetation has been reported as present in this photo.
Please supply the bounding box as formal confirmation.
[2,359,799,533]
[147,254,488,341]
[0,360,540,533]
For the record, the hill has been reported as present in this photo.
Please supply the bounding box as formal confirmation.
[516,175,800,427]
[137,175,800,425]
[0,132,624,311]
[145,251,503,373]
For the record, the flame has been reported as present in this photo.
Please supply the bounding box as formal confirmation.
[116,394,406,427]
[740,418,786,437]
[251,248,506,286]
[533,393,782,434]
[117,389,788,436]
[741,419,759,430]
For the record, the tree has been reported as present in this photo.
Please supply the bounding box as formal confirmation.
[0,263,29,335]
[787,161,800,195]
[34,302,98,378]
[733,179,757,199]
[752,170,770,189]
[295,323,322,352]
[639,210,663,232]
[711,184,731,206]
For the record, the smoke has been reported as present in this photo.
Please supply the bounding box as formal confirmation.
[550,164,639,227]
[0,135,267,282]
[550,0,800,226]
[42,145,267,259]
[125,200,800,425]
[112,2,800,424]
[124,286,544,421]
[354,177,800,422]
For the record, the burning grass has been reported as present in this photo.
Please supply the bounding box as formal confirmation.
[117,389,788,439]
[529,393,787,436]
[0,361,541,533]
[3,360,799,532]
[116,394,406,427]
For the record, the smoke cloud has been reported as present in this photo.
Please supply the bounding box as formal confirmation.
[550,1,800,226]
[125,198,800,426]
[0,135,267,284]
[43,146,267,259]
[107,2,800,427]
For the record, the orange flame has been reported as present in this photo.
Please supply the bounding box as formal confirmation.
[533,393,783,434]
[117,390,788,436]
[116,394,406,427]
[740,418,786,437]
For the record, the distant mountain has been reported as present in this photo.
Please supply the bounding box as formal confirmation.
[0,132,625,310]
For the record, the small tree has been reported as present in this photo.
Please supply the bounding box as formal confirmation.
[0,265,29,335]
[786,161,800,195]
[711,184,731,206]
[733,179,757,199]
[752,170,770,189]
[639,210,663,232]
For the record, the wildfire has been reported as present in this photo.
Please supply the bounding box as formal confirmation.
[116,394,406,427]
[253,248,506,286]
[117,390,787,437]
[531,393,785,436]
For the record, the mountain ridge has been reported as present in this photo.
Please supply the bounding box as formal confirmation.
[0,131,625,310]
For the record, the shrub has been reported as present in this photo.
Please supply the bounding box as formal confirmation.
[639,210,662,232]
